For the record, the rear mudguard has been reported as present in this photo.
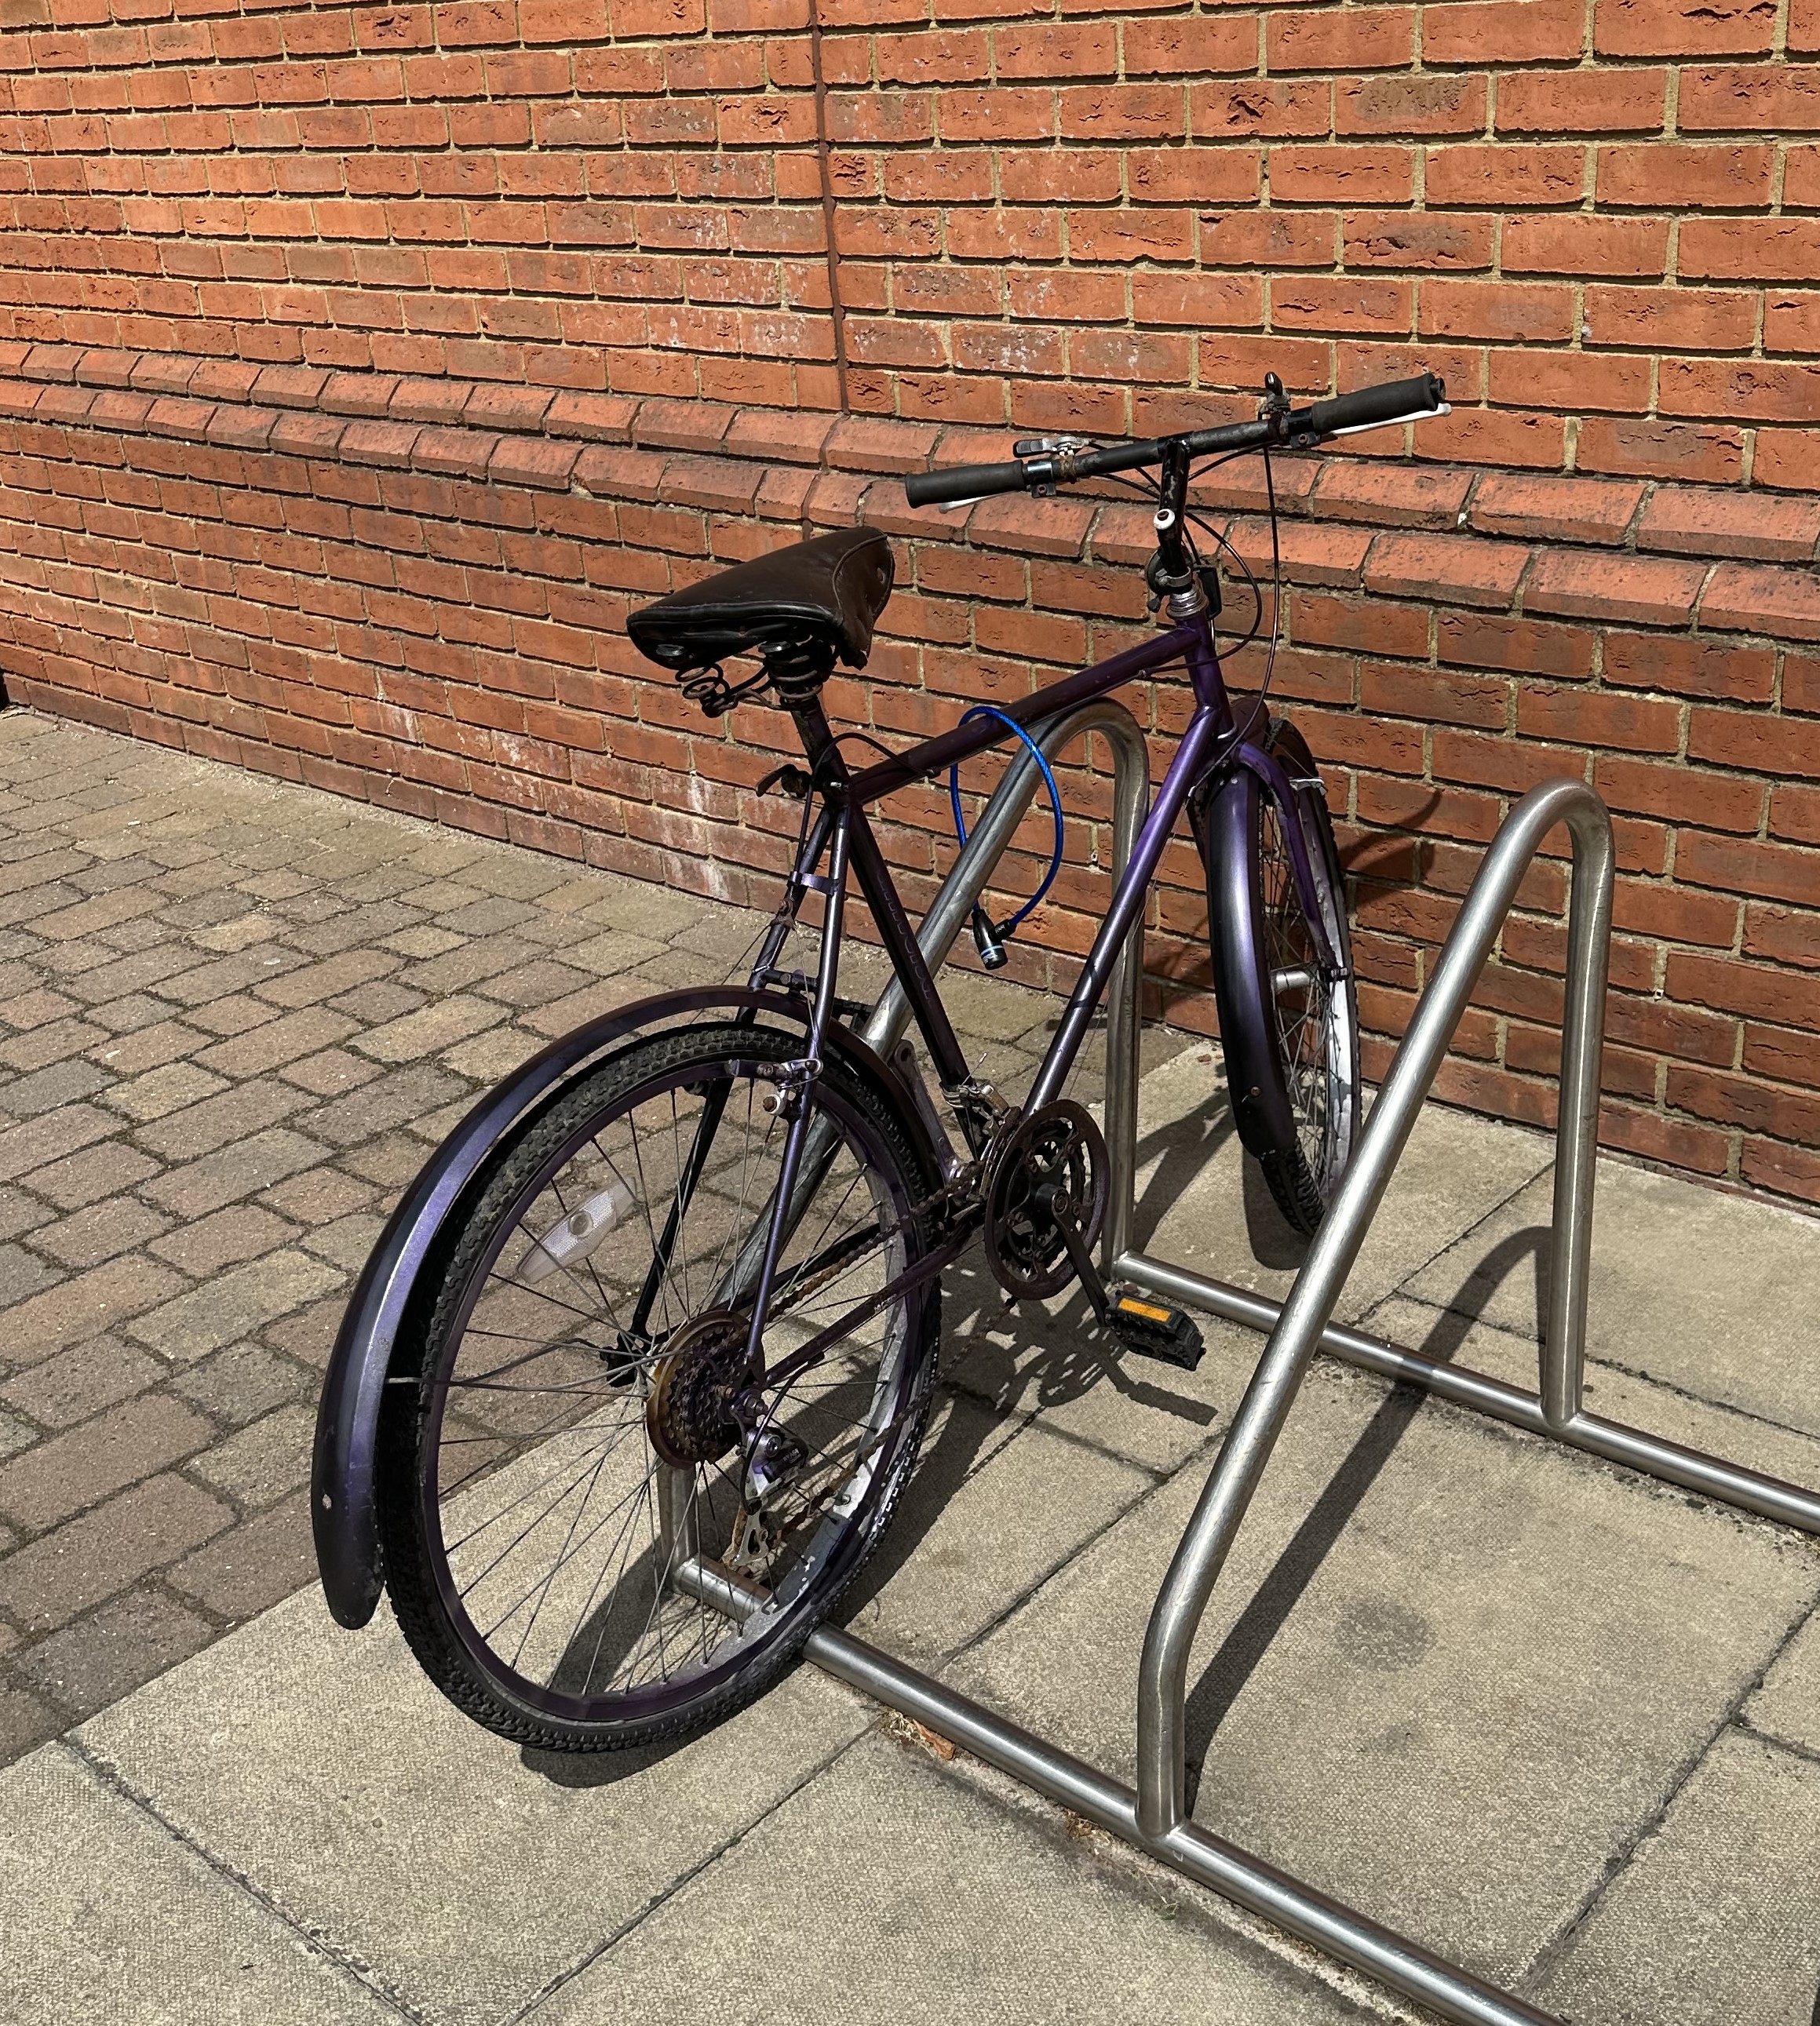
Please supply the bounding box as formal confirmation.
[310,985,943,1631]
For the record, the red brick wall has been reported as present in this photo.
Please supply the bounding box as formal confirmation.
[1,1,1818,1203]
[3,351,1818,1206]
[5,0,1820,479]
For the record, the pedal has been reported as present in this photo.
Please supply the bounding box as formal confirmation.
[1107,1287,1205,1371]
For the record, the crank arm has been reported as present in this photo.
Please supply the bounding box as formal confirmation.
[1056,1209,1114,1327]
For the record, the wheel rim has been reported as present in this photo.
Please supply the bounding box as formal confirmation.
[1257,796,1354,1190]
[414,1040,926,1728]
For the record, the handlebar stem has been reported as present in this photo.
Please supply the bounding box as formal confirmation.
[1151,439,1194,591]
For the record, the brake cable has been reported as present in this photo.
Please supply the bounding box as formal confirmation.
[946,705,1066,971]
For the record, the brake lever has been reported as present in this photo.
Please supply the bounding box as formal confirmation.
[1012,434,1098,457]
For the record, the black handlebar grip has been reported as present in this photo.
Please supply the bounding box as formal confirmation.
[903,460,1031,508]
[1304,372,1446,439]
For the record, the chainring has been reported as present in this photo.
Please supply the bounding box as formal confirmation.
[981,1099,1108,1301]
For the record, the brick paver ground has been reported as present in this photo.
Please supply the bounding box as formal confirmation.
[0,705,1104,1765]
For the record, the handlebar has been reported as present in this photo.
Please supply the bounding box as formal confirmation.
[902,459,1033,508]
[902,371,1447,509]
[1301,373,1446,439]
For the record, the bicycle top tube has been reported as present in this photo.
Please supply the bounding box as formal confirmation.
[846,622,1205,808]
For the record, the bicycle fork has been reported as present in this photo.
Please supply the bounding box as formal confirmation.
[1189,735,1344,985]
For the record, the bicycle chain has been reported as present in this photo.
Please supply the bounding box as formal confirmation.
[764,1157,984,1322]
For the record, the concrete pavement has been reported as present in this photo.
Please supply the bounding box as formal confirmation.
[2,707,1818,2024]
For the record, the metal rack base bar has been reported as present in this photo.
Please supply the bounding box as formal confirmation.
[682,1544,1556,2026]
[808,725,1820,2026]
[804,1620,1559,2026]
[1115,1248,1820,1536]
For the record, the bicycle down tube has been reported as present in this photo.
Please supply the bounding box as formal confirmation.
[837,624,1333,1126]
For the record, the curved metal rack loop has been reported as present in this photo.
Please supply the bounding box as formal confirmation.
[782,740,1820,2026]
[1132,778,1611,1841]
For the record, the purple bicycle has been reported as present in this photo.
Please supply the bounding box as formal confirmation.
[312,371,1450,1754]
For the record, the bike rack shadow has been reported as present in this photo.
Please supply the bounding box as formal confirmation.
[686,695,1819,2024]
[1179,1224,1545,1813]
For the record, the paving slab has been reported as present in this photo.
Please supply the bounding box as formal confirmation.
[1128,1045,1556,1325]
[78,1587,878,2026]
[530,1728,1374,2026]
[0,1741,399,2024]
[845,1398,1154,1667]
[947,1361,1820,1988]
[1531,1730,1820,2026]
[1744,1605,1820,1755]
[1404,1158,1820,1438]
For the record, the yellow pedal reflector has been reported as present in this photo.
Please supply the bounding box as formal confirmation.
[1107,1285,1205,1372]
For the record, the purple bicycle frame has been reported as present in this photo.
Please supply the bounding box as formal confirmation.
[826,603,1336,1120]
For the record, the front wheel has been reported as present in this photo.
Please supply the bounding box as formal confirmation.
[1198,720,1362,1237]
[374,1020,943,1753]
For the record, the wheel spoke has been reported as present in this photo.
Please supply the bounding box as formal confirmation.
[399,1026,936,1742]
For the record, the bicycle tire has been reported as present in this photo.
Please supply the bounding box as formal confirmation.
[375,1020,943,1752]
[1197,720,1362,1237]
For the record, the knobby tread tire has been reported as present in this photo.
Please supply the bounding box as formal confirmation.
[374,1020,943,1754]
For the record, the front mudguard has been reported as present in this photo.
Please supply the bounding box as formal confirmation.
[310,985,942,1631]
[1189,716,1340,1162]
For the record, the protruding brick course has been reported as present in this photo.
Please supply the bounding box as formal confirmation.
[2,354,1817,1204]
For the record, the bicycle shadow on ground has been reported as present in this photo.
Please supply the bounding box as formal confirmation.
[837,1233,1216,1617]
[1178,1224,1548,1813]
[845,1084,1288,1620]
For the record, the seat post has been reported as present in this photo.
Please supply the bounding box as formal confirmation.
[789,694,844,789]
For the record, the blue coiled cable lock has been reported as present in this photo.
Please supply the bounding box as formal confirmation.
[947,707,1065,971]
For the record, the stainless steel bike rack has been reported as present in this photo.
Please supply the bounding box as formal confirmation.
[790,705,1820,2026]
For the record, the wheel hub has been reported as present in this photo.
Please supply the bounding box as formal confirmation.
[645,1310,752,1468]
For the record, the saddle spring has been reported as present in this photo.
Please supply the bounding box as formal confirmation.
[672,633,837,720]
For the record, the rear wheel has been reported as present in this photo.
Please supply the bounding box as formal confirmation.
[1202,721,1361,1236]
[375,1020,942,1752]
